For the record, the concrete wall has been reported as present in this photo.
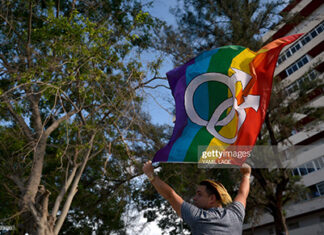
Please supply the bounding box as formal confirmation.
[244,201,324,235]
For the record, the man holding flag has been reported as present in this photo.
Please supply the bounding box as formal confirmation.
[143,34,303,233]
[143,161,251,234]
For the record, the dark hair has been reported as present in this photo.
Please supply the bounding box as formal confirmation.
[199,181,221,201]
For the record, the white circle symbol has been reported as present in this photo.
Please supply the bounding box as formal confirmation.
[184,73,237,144]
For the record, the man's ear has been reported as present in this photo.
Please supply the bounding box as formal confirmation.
[209,194,217,203]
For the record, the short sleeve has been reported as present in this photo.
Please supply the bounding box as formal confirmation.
[181,201,201,226]
[227,201,245,222]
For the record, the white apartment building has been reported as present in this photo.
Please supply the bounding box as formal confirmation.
[244,0,324,234]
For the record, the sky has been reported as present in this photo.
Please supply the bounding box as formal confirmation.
[134,1,178,234]
[141,0,178,126]
[141,0,290,127]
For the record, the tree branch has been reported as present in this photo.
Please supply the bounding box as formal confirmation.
[71,0,76,16]
[28,202,40,224]
[88,147,104,160]
[27,0,33,68]
[41,190,51,222]
[30,96,44,138]
[2,182,20,201]
[113,122,136,163]
[0,54,17,73]
[3,97,34,142]
[8,175,25,193]
[45,109,79,138]
[143,84,170,89]
[54,133,96,235]
[0,209,25,222]
[144,91,173,116]
[56,0,60,18]
[134,76,167,90]
[54,187,77,235]
[51,164,79,220]
[0,14,23,41]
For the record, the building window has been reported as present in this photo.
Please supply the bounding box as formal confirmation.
[311,30,317,38]
[292,168,300,176]
[316,24,323,34]
[287,67,294,76]
[308,185,320,198]
[314,159,321,170]
[316,182,324,196]
[295,43,301,51]
[285,70,318,95]
[309,70,317,80]
[281,54,286,62]
[320,215,324,222]
[297,60,303,68]
[301,35,311,45]
[301,56,308,65]
[268,228,274,234]
[308,181,324,199]
[285,55,310,77]
[277,20,324,66]
[288,222,299,230]
[314,157,324,170]
[292,64,298,72]
[306,161,315,173]
[292,155,324,176]
[299,166,308,175]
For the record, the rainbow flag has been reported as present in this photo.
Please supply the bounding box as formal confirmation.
[153,34,302,165]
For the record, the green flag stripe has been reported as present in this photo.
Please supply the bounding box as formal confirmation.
[184,46,245,162]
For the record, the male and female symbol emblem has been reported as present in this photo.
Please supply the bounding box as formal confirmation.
[184,68,260,144]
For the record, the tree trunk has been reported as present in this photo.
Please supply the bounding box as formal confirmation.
[37,219,55,235]
[19,190,56,234]
[19,212,37,235]
[265,112,283,168]
[22,137,47,205]
[265,113,289,234]
[19,211,54,235]
[265,112,278,146]
[273,205,289,235]
[19,136,52,234]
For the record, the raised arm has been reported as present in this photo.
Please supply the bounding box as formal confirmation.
[142,161,184,217]
[234,163,251,208]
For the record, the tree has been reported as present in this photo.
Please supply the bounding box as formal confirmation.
[155,0,286,65]
[0,0,164,234]
[145,0,310,234]
[246,68,323,234]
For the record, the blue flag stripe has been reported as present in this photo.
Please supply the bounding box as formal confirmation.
[168,49,218,162]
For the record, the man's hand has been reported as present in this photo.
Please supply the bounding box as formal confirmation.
[240,163,251,177]
[234,163,251,208]
[143,160,154,179]
[142,160,184,217]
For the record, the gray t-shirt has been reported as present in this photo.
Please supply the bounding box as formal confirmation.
[181,201,245,235]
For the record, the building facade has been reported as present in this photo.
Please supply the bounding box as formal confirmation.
[244,0,324,234]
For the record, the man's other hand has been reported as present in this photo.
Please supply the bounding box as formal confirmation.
[240,163,251,176]
[143,160,154,178]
